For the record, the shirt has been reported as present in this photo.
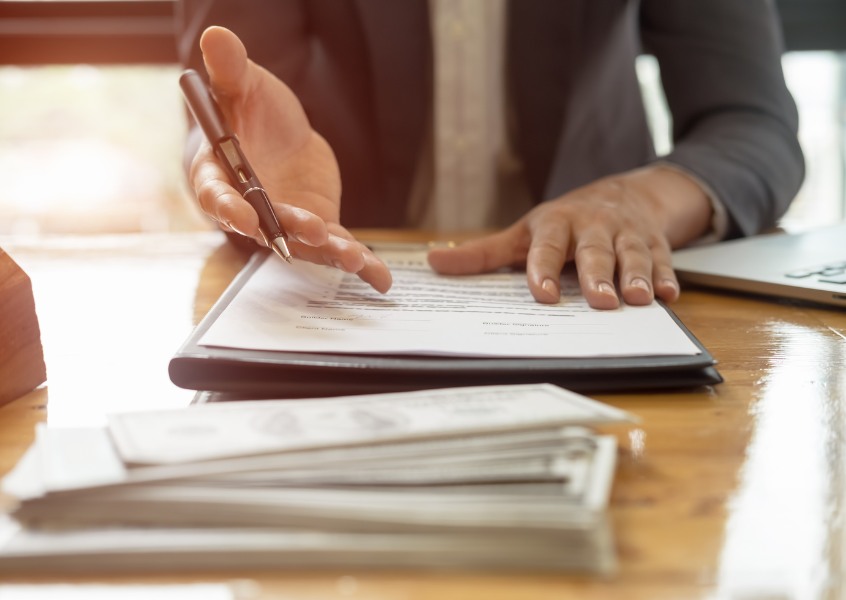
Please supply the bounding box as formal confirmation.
[407,0,532,232]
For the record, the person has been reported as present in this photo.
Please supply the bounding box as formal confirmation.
[176,0,804,309]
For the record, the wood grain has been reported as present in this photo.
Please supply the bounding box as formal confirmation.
[0,248,46,407]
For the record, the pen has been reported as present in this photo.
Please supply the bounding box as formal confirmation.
[179,68,293,263]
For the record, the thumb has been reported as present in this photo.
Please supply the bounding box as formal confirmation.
[199,26,251,100]
[427,227,528,275]
[196,24,312,147]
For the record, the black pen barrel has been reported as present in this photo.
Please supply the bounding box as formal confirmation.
[179,69,232,144]
[244,187,284,237]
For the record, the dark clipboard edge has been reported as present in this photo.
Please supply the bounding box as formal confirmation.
[170,251,722,398]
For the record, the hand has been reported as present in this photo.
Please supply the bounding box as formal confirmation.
[427,165,713,309]
[189,26,392,293]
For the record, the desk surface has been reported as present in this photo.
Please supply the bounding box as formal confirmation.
[1,231,845,600]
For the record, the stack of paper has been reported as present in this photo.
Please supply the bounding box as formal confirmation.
[0,384,633,573]
[169,247,721,397]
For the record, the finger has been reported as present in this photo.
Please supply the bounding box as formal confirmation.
[614,233,655,306]
[290,235,392,294]
[427,227,530,275]
[573,229,620,310]
[654,243,680,303]
[289,233,366,276]
[357,248,394,294]
[325,223,393,293]
[325,222,356,242]
[272,202,329,248]
[199,25,311,155]
[191,143,260,238]
[524,217,572,304]
[199,26,250,99]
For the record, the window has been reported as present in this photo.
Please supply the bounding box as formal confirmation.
[780,52,846,230]
[0,62,207,234]
[775,0,846,229]
[638,50,846,233]
[0,1,210,234]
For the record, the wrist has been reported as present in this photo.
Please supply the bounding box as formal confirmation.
[623,165,714,247]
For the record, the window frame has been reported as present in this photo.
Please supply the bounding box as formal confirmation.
[0,1,177,65]
[0,0,844,67]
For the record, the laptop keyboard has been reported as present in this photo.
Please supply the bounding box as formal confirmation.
[785,261,846,284]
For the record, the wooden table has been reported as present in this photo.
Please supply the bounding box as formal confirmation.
[1,231,844,599]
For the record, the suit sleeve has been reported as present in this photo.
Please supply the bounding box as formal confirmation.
[640,0,805,238]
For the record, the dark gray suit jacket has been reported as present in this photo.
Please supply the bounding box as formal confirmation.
[177,0,804,237]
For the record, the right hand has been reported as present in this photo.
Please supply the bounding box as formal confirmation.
[190,26,392,293]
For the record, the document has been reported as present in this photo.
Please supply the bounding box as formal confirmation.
[198,247,700,358]
[170,245,720,396]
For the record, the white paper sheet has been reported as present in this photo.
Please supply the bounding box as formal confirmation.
[199,248,700,358]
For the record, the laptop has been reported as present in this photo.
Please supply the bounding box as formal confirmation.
[671,222,846,308]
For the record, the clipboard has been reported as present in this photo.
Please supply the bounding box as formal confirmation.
[169,252,722,398]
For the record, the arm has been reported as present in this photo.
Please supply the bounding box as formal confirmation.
[641,0,805,237]
[430,0,803,309]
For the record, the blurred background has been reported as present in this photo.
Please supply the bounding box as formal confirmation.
[0,0,843,236]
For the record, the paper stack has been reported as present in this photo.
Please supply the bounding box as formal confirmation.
[0,384,633,573]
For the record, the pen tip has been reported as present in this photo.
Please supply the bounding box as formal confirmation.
[271,237,293,264]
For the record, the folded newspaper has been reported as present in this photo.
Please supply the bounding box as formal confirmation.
[0,383,634,573]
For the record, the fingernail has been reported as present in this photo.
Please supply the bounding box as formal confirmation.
[598,282,616,296]
[292,231,310,245]
[662,279,679,294]
[631,277,650,292]
[224,219,248,237]
[541,278,559,299]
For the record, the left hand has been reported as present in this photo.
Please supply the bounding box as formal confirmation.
[427,165,714,309]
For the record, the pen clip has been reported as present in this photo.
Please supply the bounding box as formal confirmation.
[218,138,253,185]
